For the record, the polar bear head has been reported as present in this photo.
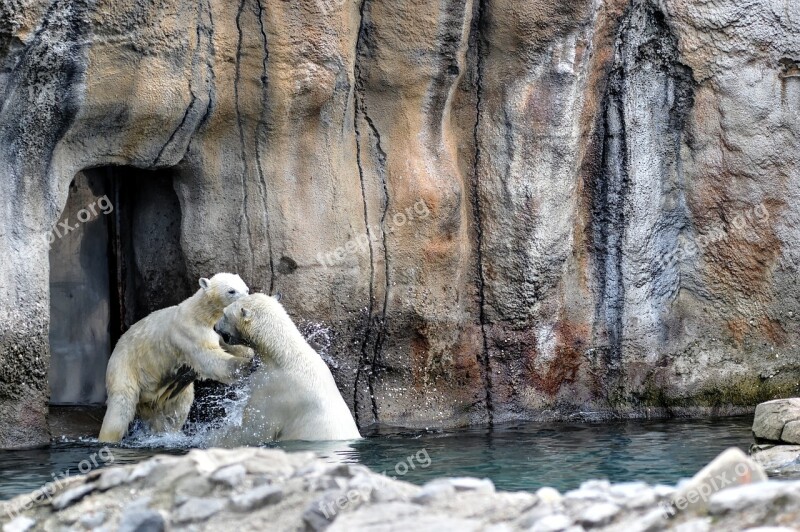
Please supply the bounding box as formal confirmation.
[199,273,250,307]
[214,293,286,348]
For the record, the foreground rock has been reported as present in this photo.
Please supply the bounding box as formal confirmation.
[671,448,767,514]
[749,399,800,480]
[1,448,797,531]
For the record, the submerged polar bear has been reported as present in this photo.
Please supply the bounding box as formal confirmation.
[98,273,254,443]
[212,293,361,443]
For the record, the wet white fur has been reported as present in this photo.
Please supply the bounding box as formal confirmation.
[212,293,361,444]
[98,273,251,442]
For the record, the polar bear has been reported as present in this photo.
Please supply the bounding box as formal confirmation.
[211,293,361,443]
[98,273,254,443]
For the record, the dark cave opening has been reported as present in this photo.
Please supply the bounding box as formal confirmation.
[48,166,192,406]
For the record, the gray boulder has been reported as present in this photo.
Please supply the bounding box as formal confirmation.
[753,399,800,442]
[750,444,800,478]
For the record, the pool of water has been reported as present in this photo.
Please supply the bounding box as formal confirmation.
[0,416,755,501]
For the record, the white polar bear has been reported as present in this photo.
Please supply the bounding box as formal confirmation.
[98,273,253,443]
[212,293,361,443]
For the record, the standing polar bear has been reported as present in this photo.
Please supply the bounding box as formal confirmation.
[98,273,254,443]
[212,293,361,443]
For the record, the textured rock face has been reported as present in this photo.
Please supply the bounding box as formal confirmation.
[1,0,799,445]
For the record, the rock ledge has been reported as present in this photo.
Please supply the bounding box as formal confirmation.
[1,447,798,531]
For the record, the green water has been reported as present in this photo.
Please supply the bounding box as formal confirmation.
[0,416,754,501]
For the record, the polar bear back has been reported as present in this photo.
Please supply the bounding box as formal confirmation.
[241,363,358,442]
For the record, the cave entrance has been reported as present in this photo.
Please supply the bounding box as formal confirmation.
[48,167,191,405]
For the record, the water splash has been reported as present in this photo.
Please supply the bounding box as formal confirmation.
[119,380,252,449]
[113,323,335,449]
[300,320,336,368]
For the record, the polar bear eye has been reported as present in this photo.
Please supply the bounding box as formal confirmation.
[228,290,236,295]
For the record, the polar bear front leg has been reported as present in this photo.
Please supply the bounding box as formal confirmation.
[174,332,253,385]
[220,340,255,361]
[186,347,252,384]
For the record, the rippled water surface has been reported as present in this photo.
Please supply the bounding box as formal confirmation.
[0,416,754,501]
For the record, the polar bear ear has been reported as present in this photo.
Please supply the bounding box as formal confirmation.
[273,292,282,302]
[240,307,252,322]
[199,278,211,290]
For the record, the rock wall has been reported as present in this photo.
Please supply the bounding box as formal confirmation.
[1,0,799,446]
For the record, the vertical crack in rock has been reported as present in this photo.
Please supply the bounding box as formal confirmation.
[352,0,376,424]
[366,98,389,424]
[154,0,217,167]
[198,0,216,130]
[352,108,376,423]
[352,88,376,425]
[233,0,254,272]
[352,0,388,423]
[594,68,628,384]
[254,0,275,294]
[426,1,468,139]
[591,0,695,400]
[470,0,494,424]
[152,94,198,166]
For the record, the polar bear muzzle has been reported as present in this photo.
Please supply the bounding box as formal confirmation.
[214,315,250,347]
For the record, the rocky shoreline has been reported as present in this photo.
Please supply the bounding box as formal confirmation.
[4,400,800,531]
[0,447,797,531]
